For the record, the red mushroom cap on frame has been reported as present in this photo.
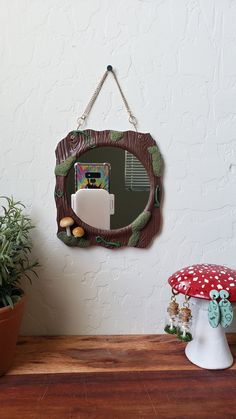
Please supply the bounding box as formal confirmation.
[168,264,236,301]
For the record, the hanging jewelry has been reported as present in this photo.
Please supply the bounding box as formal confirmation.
[164,289,179,335]
[177,295,193,342]
[219,289,233,328]
[208,289,220,328]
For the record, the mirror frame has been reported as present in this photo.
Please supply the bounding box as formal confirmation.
[55,129,162,249]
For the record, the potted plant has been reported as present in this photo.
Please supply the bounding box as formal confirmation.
[0,196,39,375]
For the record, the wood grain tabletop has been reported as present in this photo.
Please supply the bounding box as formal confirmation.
[0,334,236,418]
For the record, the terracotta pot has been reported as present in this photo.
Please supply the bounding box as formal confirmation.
[0,294,27,376]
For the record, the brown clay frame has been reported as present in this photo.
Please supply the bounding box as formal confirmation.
[55,129,162,249]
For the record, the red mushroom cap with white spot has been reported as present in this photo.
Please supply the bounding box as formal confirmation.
[168,264,236,301]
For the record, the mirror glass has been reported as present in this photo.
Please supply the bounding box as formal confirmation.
[66,147,150,230]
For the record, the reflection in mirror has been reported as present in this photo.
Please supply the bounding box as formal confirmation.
[66,147,150,230]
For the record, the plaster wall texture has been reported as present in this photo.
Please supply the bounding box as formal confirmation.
[0,0,236,334]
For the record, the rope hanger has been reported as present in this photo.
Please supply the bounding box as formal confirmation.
[77,65,138,131]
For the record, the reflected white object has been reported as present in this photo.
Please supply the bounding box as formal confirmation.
[71,189,114,230]
[185,299,234,370]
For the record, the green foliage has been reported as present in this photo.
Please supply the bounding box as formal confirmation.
[0,197,39,308]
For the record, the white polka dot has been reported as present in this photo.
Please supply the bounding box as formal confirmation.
[215,276,219,279]
[217,284,223,289]
[230,283,235,287]
[193,277,198,281]
[204,279,209,283]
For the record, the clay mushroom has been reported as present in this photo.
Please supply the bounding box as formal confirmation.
[59,217,74,237]
[168,263,236,369]
[72,226,85,238]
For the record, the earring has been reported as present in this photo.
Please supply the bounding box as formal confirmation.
[208,289,220,328]
[219,289,233,328]
[177,295,193,342]
[164,289,179,335]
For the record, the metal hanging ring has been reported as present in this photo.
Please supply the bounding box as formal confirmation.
[77,116,86,129]
[129,115,137,126]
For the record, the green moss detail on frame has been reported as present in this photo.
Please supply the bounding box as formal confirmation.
[110,131,123,141]
[131,211,151,232]
[148,146,162,177]
[70,131,96,148]
[128,231,140,247]
[54,189,64,198]
[55,155,76,177]
[128,210,151,247]
[71,130,90,139]
[57,231,90,247]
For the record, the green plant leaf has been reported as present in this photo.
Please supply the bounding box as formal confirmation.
[0,196,39,308]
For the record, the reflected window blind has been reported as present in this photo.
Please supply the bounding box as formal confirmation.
[125,151,150,192]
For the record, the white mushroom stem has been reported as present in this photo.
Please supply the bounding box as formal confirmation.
[169,318,174,330]
[181,324,187,338]
[66,226,71,237]
[185,299,234,370]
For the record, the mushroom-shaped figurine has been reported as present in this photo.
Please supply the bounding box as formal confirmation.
[59,217,74,237]
[168,264,236,370]
[72,226,85,238]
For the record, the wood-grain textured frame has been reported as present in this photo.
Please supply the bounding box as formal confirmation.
[55,130,162,249]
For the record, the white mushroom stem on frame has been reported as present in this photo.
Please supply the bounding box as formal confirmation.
[59,217,74,237]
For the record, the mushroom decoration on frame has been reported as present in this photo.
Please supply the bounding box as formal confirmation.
[165,264,236,370]
[72,226,85,238]
[59,217,74,237]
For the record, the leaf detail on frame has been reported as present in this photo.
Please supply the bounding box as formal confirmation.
[55,155,76,177]
[110,131,123,141]
[131,211,151,232]
[148,146,162,177]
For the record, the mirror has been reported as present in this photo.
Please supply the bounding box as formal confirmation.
[55,130,162,249]
[66,147,150,230]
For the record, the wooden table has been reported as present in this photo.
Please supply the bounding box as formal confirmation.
[1,334,236,418]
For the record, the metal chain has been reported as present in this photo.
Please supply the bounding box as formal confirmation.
[77,66,138,131]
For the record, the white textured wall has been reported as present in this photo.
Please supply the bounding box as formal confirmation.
[1,0,236,335]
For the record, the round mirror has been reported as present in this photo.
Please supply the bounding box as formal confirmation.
[66,146,150,230]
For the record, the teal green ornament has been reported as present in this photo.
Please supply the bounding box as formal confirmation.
[208,289,220,328]
[219,289,233,328]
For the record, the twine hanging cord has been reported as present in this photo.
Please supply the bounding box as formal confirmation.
[77,65,138,130]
